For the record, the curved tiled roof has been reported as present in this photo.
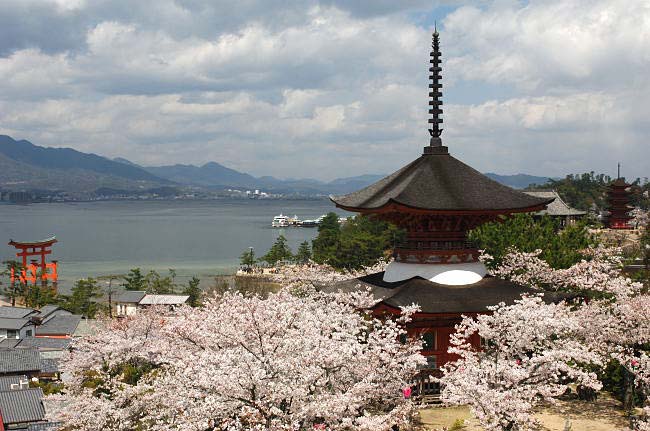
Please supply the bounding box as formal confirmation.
[331,150,553,213]
[322,272,569,314]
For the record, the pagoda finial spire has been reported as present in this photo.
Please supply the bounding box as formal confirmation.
[428,25,443,147]
[617,162,621,179]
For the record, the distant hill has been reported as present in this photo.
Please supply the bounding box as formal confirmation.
[0,134,554,196]
[145,162,259,188]
[0,135,168,192]
[484,173,551,189]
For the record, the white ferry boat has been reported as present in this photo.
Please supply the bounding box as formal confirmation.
[271,214,290,227]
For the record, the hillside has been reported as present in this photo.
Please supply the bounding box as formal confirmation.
[0,135,557,196]
[0,135,168,192]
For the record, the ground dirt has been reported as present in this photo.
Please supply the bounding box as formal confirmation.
[418,393,635,430]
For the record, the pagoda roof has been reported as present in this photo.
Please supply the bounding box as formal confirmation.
[331,150,553,214]
[321,272,569,314]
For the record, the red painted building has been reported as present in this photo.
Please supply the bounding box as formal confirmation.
[605,178,633,230]
[326,30,564,372]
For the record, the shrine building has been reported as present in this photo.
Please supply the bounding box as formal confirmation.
[605,168,633,229]
[324,29,565,370]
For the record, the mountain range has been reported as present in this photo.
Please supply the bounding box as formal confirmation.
[0,135,551,196]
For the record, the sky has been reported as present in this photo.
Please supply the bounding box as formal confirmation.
[1,0,649,181]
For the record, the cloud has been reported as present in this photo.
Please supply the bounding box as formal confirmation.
[0,0,648,181]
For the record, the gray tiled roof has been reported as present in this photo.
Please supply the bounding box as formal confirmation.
[114,290,147,303]
[0,349,42,374]
[524,191,586,216]
[325,273,569,314]
[0,306,36,319]
[0,339,21,348]
[0,375,29,391]
[4,337,71,351]
[0,388,45,424]
[0,317,33,330]
[39,359,59,374]
[37,305,61,318]
[36,315,81,336]
[331,152,553,212]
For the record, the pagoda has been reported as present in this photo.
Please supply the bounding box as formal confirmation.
[605,165,633,229]
[325,29,560,369]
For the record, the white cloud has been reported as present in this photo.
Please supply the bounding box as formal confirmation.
[0,0,648,181]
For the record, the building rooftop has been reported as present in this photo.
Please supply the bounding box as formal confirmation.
[0,306,37,319]
[0,337,71,351]
[0,375,29,391]
[139,295,189,305]
[36,315,81,336]
[0,317,33,331]
[0,388,46,425]
[323,273,568,314]
[524,191,586,216]
[114,291,147,303]
[331,152,553,213]
[0,349,42,374]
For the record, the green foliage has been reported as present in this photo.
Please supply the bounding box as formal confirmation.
[261,234,293,265]
[143,269,176,294]
[449,418,465,431]
[239,248,256,267]
[1,260,24,306]
[123,268,176,294]
[312,213,341,263]
[599,359,646,407]
[470,214,596,269]
[30,379,64,395]
[59,278,104,318]
[123,268,146,291]
[312,213,403,270]
[23,284,58,309]
[183,276,202,307]
[294,241,312,264]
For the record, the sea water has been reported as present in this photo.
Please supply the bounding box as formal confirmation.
[0,199,349,292]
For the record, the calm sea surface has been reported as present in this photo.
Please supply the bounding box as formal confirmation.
[0,200,350,292]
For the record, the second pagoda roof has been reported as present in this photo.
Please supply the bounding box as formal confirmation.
[331,149,553,214]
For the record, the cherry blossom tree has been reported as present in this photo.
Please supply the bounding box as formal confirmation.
[478,245,650,428]
[439,295,603,431]
[50,288,425,431]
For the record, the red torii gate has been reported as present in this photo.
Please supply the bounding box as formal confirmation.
[8,236,58,286]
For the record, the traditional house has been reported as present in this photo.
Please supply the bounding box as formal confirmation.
[0,387,60,430]
[114,291,189,316]
[524,190,586,226]
[325,30,564,373]
[0,318,36,341]
[0,349,43,379]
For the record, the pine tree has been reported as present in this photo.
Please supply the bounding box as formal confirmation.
[240,248,256,268]
[123,268,146,291]
[183,276,202,307]
[261,235,293,265]
[60,278,104,318]
[311,213,341,263]
[295,241,312,264]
